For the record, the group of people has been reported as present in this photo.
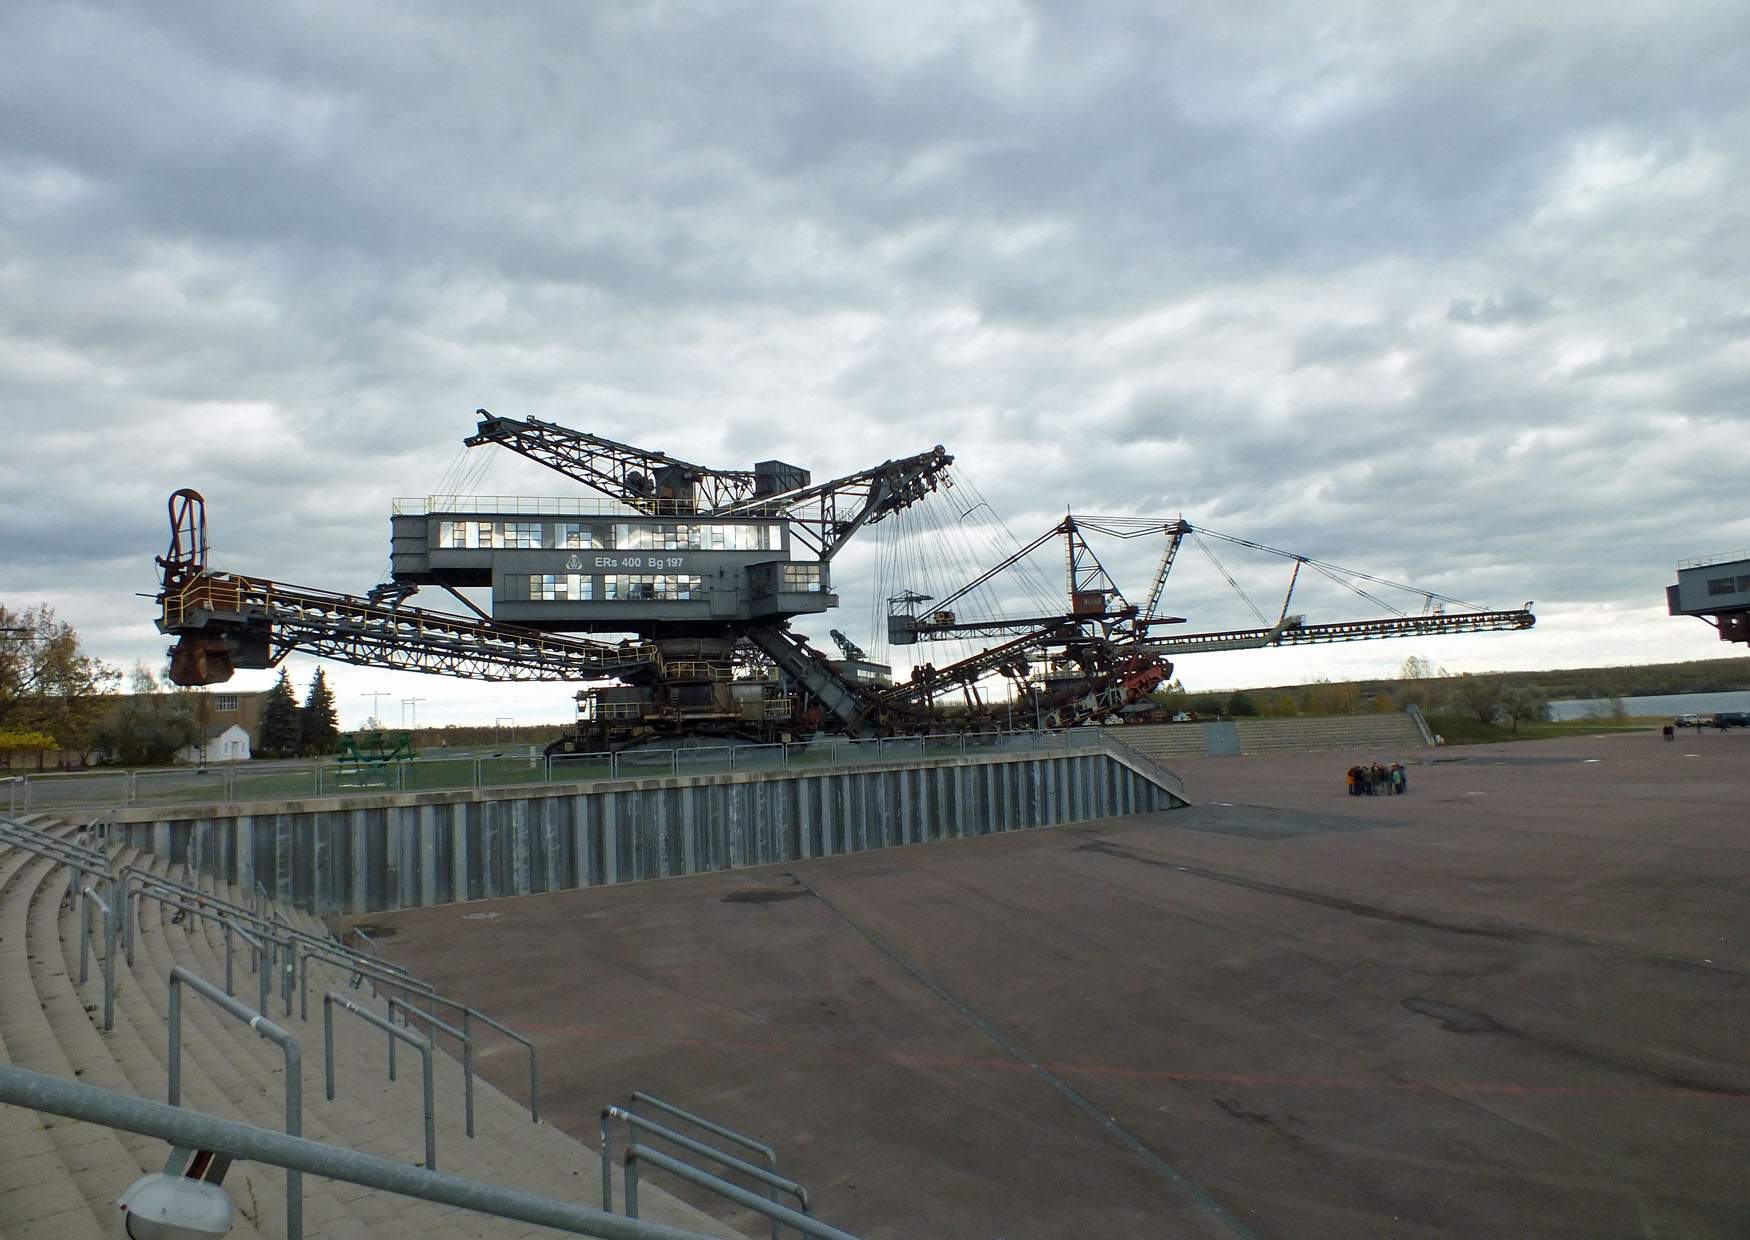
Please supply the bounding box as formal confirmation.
[1346,761,1407,796]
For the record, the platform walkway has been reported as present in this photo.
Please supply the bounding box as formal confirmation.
[0,814,744,1240]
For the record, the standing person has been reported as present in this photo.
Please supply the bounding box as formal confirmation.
[1664,724,1675,742]
[1392,763,1406,794]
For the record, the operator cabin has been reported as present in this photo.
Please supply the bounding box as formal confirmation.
[388,459,835,632]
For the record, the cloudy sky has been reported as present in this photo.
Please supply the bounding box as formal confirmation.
[3,1,1747,729]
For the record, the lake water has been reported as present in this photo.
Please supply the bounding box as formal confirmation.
[1547,690,1750,721]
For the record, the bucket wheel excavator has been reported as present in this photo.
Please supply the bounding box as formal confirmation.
[156,412,1535,748]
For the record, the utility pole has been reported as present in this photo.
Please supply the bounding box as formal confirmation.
[360,690,392,729]
[401,697,428,729]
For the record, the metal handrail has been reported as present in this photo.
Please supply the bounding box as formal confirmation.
[0,819,112,872]
[11,829,119,997]
[222,917,273,1015]
[128,885,293,1017]
[0,1063,720,1239]
[80,883,116,1031]
[168,966,303,1239]
[349,925,383,959]
[259,933,541,1128]
[0,824,110,869]
[0,811,112,854]
[77,882,105,986]
[420,994,541,1124]
[603,1106,807,1240]
[630,1092,777,1168]
[299,938,437,1022]
[124,867,410,981]
[323,989,437,1170]
[129,869,420,1013]
[390,997,474,1138]
[624,1146,861,1240]
[1096,730,1187,800]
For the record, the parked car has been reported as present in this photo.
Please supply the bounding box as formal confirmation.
[1674,713,1704,727]
[1712,711,1750,728]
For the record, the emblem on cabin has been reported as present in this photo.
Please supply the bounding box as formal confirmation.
[565,554,584,571]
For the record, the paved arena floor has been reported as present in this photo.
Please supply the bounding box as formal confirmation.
[355,730,1750,1239]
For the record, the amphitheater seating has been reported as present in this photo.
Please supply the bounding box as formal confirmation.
[0,814,745,1239]
[1120,710,1429,762]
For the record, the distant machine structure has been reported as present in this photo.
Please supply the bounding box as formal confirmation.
[1669,550,1750,647]
[156,409,1536,751]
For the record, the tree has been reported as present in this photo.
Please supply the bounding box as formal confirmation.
[259,669,303,758]
[1500,685,1550,732]
[0,602,118,759]
[89,665,201,766]
[0,730,59,771]
[1453,673,1506,725]
[1400,654,1440,680]
[299,668,340,756]
[1224,690,1259,717]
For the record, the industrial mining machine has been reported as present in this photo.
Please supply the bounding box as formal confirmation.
[156,411,1535,750]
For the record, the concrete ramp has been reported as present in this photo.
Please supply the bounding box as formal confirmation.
[1121,709,1432,761]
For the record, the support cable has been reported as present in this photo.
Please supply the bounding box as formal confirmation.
[1192,533,1268,626]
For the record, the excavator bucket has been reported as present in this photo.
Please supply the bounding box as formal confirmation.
[167,634,236,687]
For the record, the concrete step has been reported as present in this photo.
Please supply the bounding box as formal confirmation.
[137,860,744,1237]
[0,838,108,1240]
[6,829,744,1240]
[36,870,281,1240]
[1,850,154,1235]
[122,856,399,1238]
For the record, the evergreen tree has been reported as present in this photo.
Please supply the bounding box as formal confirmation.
[1223,689,1259,717]
[259,669,302,758]
[299,667,340,756]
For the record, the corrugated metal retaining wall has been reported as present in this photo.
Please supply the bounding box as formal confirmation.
[112,750,1184,917]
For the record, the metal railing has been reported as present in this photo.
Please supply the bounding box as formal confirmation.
[0,816,111,873]
[128,883,279,1009]
[223,919,273,1015]
[10,728,1107,811]
[168,966,302,1239]
[624,1146,860,1240]
[0,1063,722,1239]
[390,997,474,1138]
[0,823,116,984]
[603,1104,805,1240]
[126,881,295,1017]
[1678,547,1750,570]
[323,989,437,1170]
[81,883,117,1031]
[1093,730,1187,801]
[299,938,437,1021]
[124,867,403,991]
[630,1092,777,1179]
[0,823,122,1008]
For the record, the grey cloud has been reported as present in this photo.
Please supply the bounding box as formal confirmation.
[4,1,1749,713]
[1447,288,1552,326]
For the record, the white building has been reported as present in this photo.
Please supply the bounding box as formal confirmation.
[177,724,252,765]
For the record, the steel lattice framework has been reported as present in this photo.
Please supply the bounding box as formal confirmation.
[160,571,658,685]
